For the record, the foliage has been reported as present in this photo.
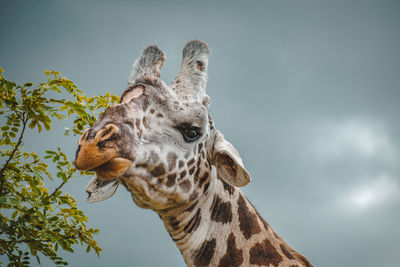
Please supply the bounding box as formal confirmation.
[0,67,119,266]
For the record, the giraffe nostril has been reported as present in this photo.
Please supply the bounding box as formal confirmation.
[79,129,88,145]
[85,129,93,141]
[97,124,119,141]
[101,127,113,138]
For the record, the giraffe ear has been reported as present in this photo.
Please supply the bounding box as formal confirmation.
[170,40,210,105]
[127,45,166,87]
[211,130,251,187]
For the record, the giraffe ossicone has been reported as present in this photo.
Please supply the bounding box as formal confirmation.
[75,40,313,267]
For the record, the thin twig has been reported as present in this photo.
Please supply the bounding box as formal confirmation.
[15,234,76,243]
[0,114,27,183]
[48,181,66,199]
[48,168,74,199]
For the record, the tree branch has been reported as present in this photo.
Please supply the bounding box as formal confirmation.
[48,169,74,199]
[0,114,28,183]
[48,181,66,199]
[15,234,77,243]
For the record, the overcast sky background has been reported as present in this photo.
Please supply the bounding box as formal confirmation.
[1,0,400,266]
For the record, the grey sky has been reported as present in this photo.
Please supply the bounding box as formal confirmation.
[1,0,400,266]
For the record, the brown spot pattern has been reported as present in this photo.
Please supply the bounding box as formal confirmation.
[135,118,141,129]
[217,154,237,177]
[237,195,261,239]
[251,202,269,231]
[222,180,235,195]
[136,162,148,168]
[183,209,201,233]
[290,251,314,267]
[180,179,191,192]
[197,142,203,153]
[185,200,198,211]
[187,158,195,167]
[249,238,283,266]
[142,117,151,129]
[259,216,270,232]
[194,168,200,183]
[150,151,159,163]
[210,196,232,224]
[124,119,135,129]
[193,238,216,266]
[150,164,165,177]
[166,173,177,187]
[168,216,180,230]
[218,233,243,267]
[203,181,210,193]
[180,170,187,179]
[189,192,198,202]
[135,120,142,138]
[280,244,295,260]
[167,152,177,171]
[178,160,184,168]
[199,171,209,187]
[189,166,196,175]
[274,232,281,240]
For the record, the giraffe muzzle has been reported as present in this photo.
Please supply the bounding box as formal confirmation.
[75,124,132,180]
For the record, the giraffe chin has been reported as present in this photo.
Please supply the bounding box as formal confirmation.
[92,157,132,181]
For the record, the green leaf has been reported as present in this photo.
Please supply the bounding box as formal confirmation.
[28,243,37,256]
[37,123,43,132]
[28,120,36,129]
[36,255,41,264]
[11,210,19,219]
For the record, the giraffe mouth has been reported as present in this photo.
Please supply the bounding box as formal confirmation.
[91,157,132,181]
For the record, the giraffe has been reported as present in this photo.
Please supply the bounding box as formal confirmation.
[74,40,313,267]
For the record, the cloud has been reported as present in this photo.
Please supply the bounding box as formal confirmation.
[309,117,400,213]
[312,118,395,162]
[341,174,400,212]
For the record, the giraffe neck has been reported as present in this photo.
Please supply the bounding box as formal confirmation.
[158,167,312,267]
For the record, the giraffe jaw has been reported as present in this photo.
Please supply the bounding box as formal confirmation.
[91,157,132,181]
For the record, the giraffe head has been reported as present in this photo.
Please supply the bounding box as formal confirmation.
[75,40,250,211]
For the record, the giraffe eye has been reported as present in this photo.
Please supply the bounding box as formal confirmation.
[180,128,200,143]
